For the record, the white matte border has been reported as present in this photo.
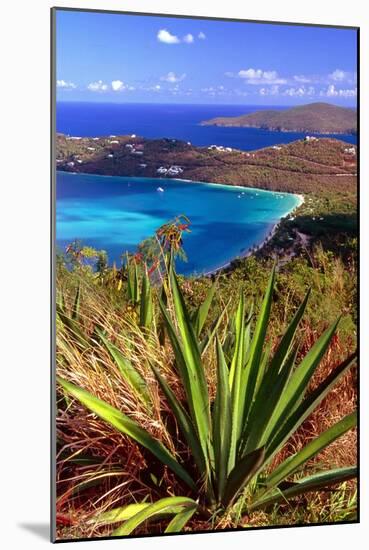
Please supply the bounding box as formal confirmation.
[1,1,366,548]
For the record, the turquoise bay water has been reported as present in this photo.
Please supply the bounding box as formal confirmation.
[56,172,301,275]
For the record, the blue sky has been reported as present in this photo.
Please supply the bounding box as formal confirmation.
[56,10,357,106]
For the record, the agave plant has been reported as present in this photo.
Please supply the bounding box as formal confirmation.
[57,264,357,535]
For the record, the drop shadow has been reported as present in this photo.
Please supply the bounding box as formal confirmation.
[18,523,50,541]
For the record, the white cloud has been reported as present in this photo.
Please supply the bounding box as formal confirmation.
[160,71,186,83]
[157,29,180,44]
[201,85,228,96]
[235,68,287,85]
[157,28,205,45]
[57,79,76,89]
[323,84,357,98]
[183,33,194,44]
[259,85,280,96]
[111,80,125,91]
[293,75,311,83]
[283,85,315,97]
[87,80,108,92]
[329,69,347,82]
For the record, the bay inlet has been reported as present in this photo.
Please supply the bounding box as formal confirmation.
[56,172,302,276]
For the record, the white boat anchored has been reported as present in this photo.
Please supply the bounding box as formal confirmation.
[157,187,165,192]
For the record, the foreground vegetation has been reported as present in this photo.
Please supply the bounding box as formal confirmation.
[55,219,357,539]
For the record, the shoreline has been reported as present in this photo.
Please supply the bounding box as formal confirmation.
[202,193,305,277]
[199,124,356,137]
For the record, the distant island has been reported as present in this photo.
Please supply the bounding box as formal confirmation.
[201,102,357,135]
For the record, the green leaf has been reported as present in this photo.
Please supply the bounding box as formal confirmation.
[89,504,149,525]
[265,353,357,462]
[193,281,216,337]
[126,253,139,304]
[262,317,341,445]
[96,328,151,411]
[213,338,232,501]
[254,341,271,397]
[168,269,212,469]
[239,289,311,453]
[139,267,153,329]
[228,293,246,472]
[56,305,89,349]
[57,377,195,490]
[199,300,229,356]
[268,288,311,379]
[112,497,197,536]
[164,505,197,533]
[250,467,357,511]
[222,446,266,509]
[242,266,276,427]
[71,283,81,320]
[241,346,297,456]
[265,411,357,489]
[229,293,245,390]
[150,363,206,477]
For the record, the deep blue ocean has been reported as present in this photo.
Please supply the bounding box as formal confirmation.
[56,102,357,152]
[56,172,301,275]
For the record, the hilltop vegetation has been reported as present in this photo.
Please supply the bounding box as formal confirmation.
[56,133,356,195]
[201,103,357,135]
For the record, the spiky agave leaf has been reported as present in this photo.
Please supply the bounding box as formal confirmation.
[112,496,198,536]
[139,266,153,329]
[249,467,357,511]
[57,377,195,490]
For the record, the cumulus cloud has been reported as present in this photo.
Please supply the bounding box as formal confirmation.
[329,69,347,82]
[283,85,316,97]
[259,85,280,96]
[293,75,311,83]
[323,84,357,97]
[57,79,76,89]
[201,85,228,96]
[157,29,180,44]
[157,29,203,44]
[87,80,108,92]
[230,68,287,85]
[111,80,125,91]
[160,71,186,83]
[183,33,194,44]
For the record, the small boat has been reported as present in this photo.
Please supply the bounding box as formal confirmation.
[157,187,164,192]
